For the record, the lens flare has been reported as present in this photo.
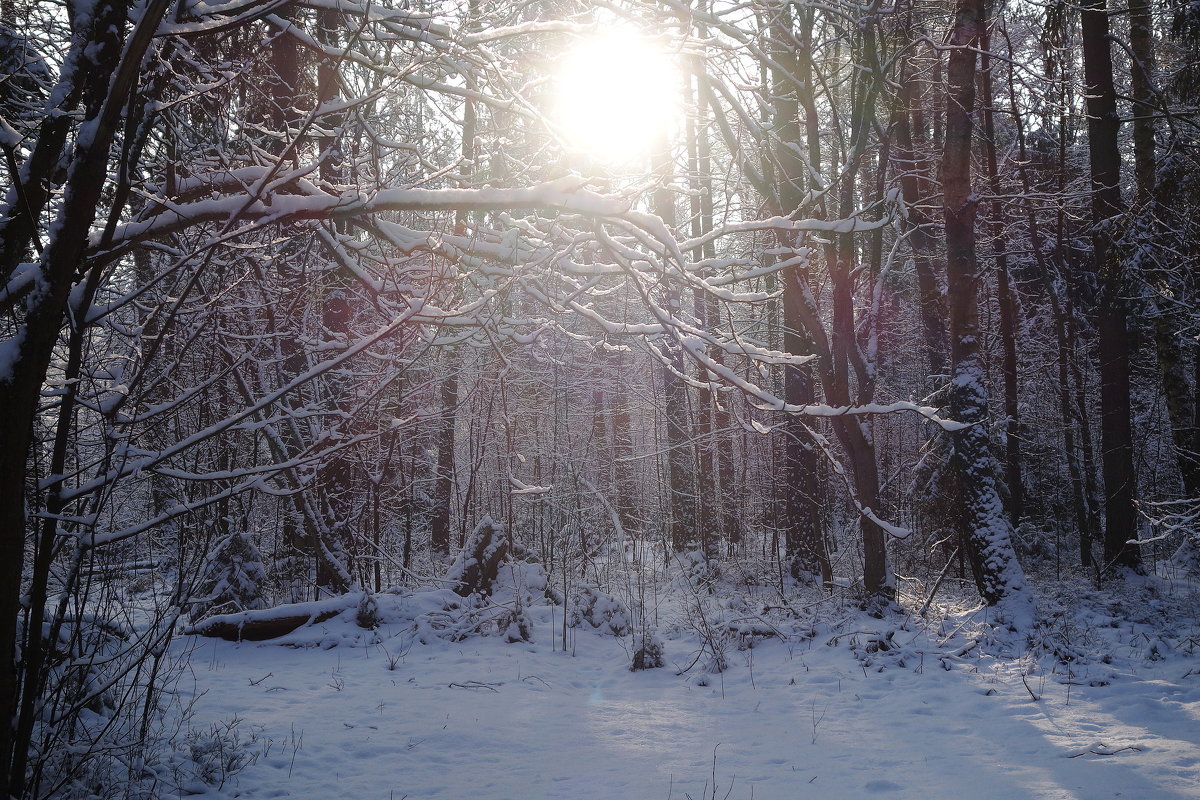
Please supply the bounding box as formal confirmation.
[553,31,680,164]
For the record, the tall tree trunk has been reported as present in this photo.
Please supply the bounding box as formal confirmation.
[893,74,948,384]
[832,17,889,599]
[1132,0,1200,504]
[692,289,720,560]
[314,8,356,595]
[775,7,889,599]
[686,59,720,560]
[432,9,480,558]
[1128,0,1157,204]
[708,292,740,548]
[432,352,458,557]
[768,7,831,583]
[942,0,1031,615]
[653,136,696,554]
[1081,0,1141,572]
[687,35,740,550]
[980,30,1024,527]
[612,351,640,541]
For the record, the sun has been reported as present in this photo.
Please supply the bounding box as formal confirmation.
[552,31,681,166]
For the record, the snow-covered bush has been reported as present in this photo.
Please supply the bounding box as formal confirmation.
[671,548,719,590]
[408,589,533,644]
[356,591,381,630]
[28,609,201,800]
[445,517,510,597]
[488,560,544,644]
[568,584,631,636]
[502,605,535,643]
[1013,521,1058,563]
[631,632,664,671]
[422,517,548,643]
[725,619,781,650]
[188,531,267,623]
[177,718,259,792]
[493,559,549,609]
[110,716,265,797]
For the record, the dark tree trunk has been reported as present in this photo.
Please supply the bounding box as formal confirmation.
[1128,0,1157,204]
[1004,23,1095,563]
[313,8,357,594]
[774,9,889,600]
[612,351,640,540]
[980,31,1025,527]
[942,0,1031,613]
[432,354,458,557]
[687,40,740,551]
[893,84,948,385]
[769,8,831,584]
[661,339,696,555]
[1132,0,1200,505]
[1081,0,1141,572]
[431,19,480,558]
[692,289,720,560]
[653,137,696,554]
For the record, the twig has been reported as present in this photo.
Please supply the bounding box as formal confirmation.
[1068,744,1142,758]
[920,546,960,616]
[448,681,500,691]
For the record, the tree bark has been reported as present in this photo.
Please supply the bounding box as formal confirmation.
[942,0,1031,615]
[980,31,1024,527]
[893,77,948,385]
[1081,0,1141,572]
[769,7,831,583]
[432,354,458,557]
[653,136,697,554]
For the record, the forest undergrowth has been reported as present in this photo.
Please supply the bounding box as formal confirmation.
[43,528,1200,800]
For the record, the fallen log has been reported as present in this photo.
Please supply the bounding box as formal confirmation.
[186,594,360,641]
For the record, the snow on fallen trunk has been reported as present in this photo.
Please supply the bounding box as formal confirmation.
[185,594,362,641]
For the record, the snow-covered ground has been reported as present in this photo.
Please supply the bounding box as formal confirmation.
[170,574,1200,800]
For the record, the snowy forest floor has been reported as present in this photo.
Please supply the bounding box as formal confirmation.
[161,565,1200,800]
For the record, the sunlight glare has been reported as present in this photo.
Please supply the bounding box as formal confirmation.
[553,31,680,165]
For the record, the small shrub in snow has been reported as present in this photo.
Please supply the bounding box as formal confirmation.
[1013,521,1057,563]
[424,517,547,644]
[445,517,509,597]
[493,559,549,609]
[631,633,664,671]
[356,592,381,630]
[702,651,728,674]
[725,620,780,650]
[410,556,546,644]
[184,719,257,790]
[413,592,533,644]
[568,584,631,636]
[188,531,267,623]
[672,549,718,590]
[138,716,261,796]
[502,605,534,643]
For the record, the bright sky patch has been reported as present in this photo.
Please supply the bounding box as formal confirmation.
[552,30,681,165]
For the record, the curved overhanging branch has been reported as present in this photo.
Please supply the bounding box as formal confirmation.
[90,177,630,263]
